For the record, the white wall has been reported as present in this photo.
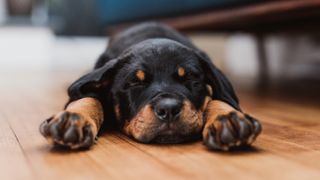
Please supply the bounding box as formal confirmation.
[225,33,320,88]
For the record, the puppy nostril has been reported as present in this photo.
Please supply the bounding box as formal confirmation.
[172,107,181,117]
[154,98,182,121]
[156,108,167,119]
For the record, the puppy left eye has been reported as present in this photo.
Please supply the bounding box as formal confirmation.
[124,79,146,89]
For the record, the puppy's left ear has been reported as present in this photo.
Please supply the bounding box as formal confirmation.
[195,50,240,110]
[67,58,122,102]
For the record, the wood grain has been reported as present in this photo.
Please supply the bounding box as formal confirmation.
[1,70,320,180]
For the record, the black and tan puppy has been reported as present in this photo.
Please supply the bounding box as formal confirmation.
[40,22,261,151]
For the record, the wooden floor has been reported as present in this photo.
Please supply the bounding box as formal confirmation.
[1,68,320,180]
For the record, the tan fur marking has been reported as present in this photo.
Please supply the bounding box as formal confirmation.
[123,104,156,141]
[136,70,145,81]
[201,96,212,112]
[177,67,185,77]
[206,84,213,96]
[203,100,242,137]
[179,100,204,134]
[67,97,104,136]
[124,100,204,143]
[114,104,121,120]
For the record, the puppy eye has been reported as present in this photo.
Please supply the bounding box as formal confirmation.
[123,70,149,89]
[124,79,146,89]
[176,71,200,82]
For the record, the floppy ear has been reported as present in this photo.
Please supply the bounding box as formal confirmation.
[67,58,121,102]
[195,50,241,111]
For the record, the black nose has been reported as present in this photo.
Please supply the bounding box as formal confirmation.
[154,98,182,122]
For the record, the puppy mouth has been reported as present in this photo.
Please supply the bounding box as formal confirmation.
[151,123,201,144]
[125,100,204,144]
[151,133,201,144]
[158,122,177,131]
[152,135,186,144]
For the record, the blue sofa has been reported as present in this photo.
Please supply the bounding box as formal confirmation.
[95,0,258,25]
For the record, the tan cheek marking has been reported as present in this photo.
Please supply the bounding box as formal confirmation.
[178,67,185,77]
[123,121,131,137]
[122,105,156,140]
[136,70,145,81]
[179,100,204,133]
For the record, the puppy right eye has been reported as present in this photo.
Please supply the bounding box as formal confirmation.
[123,70,151,90]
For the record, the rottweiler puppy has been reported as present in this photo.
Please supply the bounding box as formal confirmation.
[40,22,261,151]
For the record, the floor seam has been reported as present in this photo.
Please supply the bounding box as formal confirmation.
[6,117,40,180]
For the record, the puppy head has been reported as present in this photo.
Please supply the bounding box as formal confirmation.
[110,39,212,143]
[68,38,234,143]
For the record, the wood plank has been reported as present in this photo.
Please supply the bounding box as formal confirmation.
[118,134,320,180]
[0,74,182,180]
[0,114,34,180]
[1,69,320,180]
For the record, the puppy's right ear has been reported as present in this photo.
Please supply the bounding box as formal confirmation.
[67,58,122,102]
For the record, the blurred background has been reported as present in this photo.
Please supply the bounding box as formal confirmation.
[1,0,320,103]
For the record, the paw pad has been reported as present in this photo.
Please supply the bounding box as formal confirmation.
[204,112,262,151]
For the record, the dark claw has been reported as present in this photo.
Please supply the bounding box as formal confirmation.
[49,122,62,141]
[49,112,70,141]
[253,120,262,135]
[238,119,252,142]
[55,112,69,128]
[63,125,79,144]
[205,127,222,150]
[82,125,94,148]
[245,114,262,136]
[219,118,236,145]
[229,112,240,132]
[39,116,53,137]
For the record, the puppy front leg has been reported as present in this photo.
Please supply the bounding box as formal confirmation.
[203,100,262,151]
[40,97,103,149]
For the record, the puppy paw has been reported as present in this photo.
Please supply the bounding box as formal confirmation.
[203,112,262,151]
[39,111,97,149]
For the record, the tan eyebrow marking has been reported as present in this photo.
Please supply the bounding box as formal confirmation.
[206,84,213,96]
[136,70,145,81]
[114,104,121,120]
[178,67,185,77]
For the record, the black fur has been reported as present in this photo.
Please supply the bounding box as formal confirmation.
[68,22,240,128]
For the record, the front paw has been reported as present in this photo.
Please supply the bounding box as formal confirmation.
[203,112,262,151]
[39,111,97,149]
